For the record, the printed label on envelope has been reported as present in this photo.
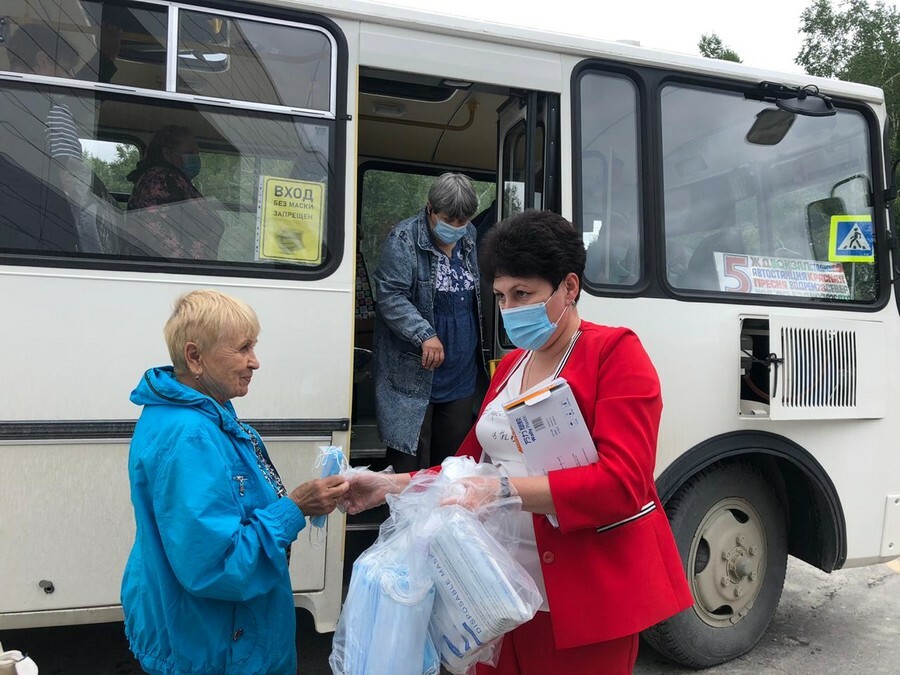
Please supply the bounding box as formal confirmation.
[502,378,598,475]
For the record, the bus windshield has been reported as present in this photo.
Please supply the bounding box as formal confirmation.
[660,84,876,302]
[577,71,878,303]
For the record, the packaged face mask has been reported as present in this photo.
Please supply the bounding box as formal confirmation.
[425,506,541,673]
[310,446,347,529]
[0,644,38,675]
[329,539,437,675]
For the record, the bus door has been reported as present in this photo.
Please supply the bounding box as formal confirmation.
[490,92,560,361]
[348,66,510,563]
[347,56,560,555]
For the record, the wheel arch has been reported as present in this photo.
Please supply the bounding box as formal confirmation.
[656,431,847,572]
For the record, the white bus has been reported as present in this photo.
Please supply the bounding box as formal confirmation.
[1,0,898,668]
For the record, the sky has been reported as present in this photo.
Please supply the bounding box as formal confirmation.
[368,0,893,76]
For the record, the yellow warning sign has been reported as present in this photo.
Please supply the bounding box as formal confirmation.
[828,215,874,263]
[256,176,325,264]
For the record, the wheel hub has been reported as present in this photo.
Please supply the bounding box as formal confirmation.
[689,497,767,627]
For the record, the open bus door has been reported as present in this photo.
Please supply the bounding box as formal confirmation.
[489,92,560,366]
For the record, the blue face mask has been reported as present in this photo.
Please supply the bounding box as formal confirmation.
[433,218,468,245]
[181,153,201,179]
[499,286,569,351]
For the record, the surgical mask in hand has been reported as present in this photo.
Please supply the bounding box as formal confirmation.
[499,286,569,351]
[433,219,468,245]
[181,153,202,179]
[310,446,347,534]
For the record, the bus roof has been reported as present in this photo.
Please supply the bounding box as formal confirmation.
[284,0,885,104]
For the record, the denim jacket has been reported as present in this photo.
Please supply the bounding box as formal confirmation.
[372,208,486,454]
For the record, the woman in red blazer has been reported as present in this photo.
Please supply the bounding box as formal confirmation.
[346,210,692,674]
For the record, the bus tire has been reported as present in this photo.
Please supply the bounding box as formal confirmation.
[643,460,788,668]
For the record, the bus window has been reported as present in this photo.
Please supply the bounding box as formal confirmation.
[76,1,168,88]
[660,84,876,302]
[577,72,641,287]
[0,1,341,275]
[177,9,333,112]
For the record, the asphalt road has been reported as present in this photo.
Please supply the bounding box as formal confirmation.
[637,557,900,674]
[2,558,898,674]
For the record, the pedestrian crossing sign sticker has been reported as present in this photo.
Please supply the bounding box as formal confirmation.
[828,215,874,263]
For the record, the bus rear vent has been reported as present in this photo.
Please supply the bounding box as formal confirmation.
[780,327,857,409]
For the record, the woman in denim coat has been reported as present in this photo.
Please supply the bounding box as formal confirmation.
[373,173,487,472]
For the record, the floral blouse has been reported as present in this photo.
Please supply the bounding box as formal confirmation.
[127,164,224,260]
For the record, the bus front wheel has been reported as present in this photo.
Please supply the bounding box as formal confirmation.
[643,460,788,668]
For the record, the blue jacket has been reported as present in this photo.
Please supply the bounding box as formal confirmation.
[372,209,486,454]
[121,367,306,675]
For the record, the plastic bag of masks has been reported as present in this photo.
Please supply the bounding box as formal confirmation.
[329,457,542,675]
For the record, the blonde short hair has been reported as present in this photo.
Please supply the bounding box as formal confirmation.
[164,290,260,374]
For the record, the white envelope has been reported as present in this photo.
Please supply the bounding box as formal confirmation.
[502,378,598,526]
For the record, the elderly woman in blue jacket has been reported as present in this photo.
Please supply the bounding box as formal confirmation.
[373,172,487,473]
[121,289,348,675]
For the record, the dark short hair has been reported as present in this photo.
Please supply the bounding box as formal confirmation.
[479,209,586,299]
[7,24,79,73]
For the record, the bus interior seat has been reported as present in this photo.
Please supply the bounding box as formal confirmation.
[807,196,846,261]
[681,227,745,291]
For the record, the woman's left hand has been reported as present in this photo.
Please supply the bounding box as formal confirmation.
[421,336,445,369]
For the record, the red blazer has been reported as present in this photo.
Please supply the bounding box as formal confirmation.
[456,320,693,648]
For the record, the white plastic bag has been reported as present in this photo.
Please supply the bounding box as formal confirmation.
[329,456,542,675]
[419,458,541,673]
[0,643,38,675]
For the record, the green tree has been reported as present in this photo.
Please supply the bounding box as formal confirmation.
[502,182,524,217]
[698,33,742,63]
[796,0,894,300]
[797,0,900,155]
[86,143,139,195]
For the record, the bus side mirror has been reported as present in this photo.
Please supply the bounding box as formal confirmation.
[807,197,846,261]
[746,109,795,145]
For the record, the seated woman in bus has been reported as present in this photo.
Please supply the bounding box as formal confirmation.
[121,289,349,675]
[372,172,487,473]
[126,125,224,259]
[345,210,693,674]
